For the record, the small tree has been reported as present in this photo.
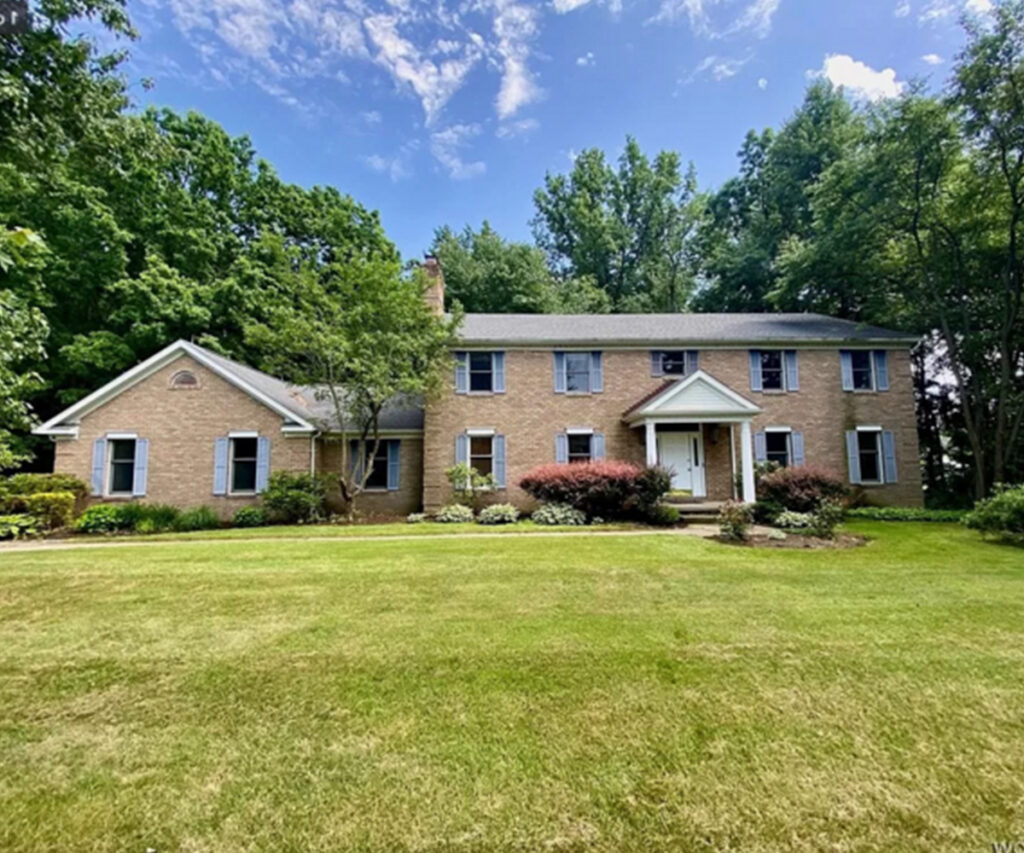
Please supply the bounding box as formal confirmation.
[247,257,460,515]
[445,463,496,512]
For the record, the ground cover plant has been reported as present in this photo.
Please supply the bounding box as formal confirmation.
[2,522,1020,851]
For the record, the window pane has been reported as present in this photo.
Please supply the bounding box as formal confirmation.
[568,434,592,463]
[110,462,134,493]
[232,460,257,491]
[858,431,881,482]
[566,353,591,393]
[470,435,493,477]
[110,439,136,462]
[851,351,874,390]
[471,455,493,476]
[469,352,492,371]
[761,350,784,390]
[233,437,258,460]
[765,432,790,467]
[469,352,493,392]
[662,352,687,376]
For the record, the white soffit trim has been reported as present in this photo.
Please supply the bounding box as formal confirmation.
[33,340,315,435]
[466,427,497,437]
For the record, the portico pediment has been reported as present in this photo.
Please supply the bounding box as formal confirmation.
[623,370,762,423]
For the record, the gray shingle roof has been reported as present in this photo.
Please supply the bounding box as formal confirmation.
[454,313,919,346]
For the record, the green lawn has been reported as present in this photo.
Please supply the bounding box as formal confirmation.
[1,523,1022,851]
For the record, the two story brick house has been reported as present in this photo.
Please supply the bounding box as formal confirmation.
[34,264,922,515]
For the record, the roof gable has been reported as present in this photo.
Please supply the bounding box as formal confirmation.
[623,371,762,422]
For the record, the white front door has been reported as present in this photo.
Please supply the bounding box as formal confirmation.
[657,431,706,497]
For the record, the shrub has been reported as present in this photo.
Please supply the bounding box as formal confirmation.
[477,503,520,525]
[138,504,182,532]
[434,504,475,524]
[752,499,784,525]
[645,503,681,527]
[22,491,75,530]
[530,503,586,526]
[775,510,814,530]
[718,500,753,541]
[0,473,88,509]
[964,484,1024,543]
[0,514,41,540]
[406,512,427,524]
[847,506,966,523]
[807,499,845,539]
[262,472,330,524]
[519,462,670,520]
[174,506,222,532]
[758,465,847,513]
[74,504,141,534]
[233,506,269,528]
[446,463,497,512]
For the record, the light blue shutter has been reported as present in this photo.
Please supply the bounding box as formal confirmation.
[785,351,799,391]
[791,431,805,467]
[651,351,663,377]
[256,436,270,492]
[553,352,567,394]
[686,351,700,375]
[882,431,898,483]
[846,431,861,484]
[555,433,569,464]
[754,431,767,463]
[493,435,507,488]
[387,440,400,491]
[90,438,106,496]
[590,352,603,393]
[592,432,606,460]
[493,352,506,393]
[213,437,229,495]
[455,433,469,465]
[874,351,890,391]
[132,438,149,497]
[454,352,468,394]
[749,350,763,392]
[840,351,854,391]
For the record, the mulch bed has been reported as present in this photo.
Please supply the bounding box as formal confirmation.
[711,533,868,550]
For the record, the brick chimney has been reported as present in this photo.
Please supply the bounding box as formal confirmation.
[422,254,445,315]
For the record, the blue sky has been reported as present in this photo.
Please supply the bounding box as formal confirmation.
[118,0,990,259]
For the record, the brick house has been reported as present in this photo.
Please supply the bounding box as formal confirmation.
[34,263,922,516]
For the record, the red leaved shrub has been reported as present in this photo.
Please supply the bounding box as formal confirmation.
[758,465,847,513]
[519,461,671,520]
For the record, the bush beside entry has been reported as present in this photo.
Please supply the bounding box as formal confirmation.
[519,462,670,521]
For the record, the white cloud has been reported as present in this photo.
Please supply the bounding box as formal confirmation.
[493,4,541,119]
[361,109,382,124]
[965,0,992,13]
[430,123,486,179]
[894,1,911,16]
[757,76,768,89]
[363,153,410,181]
[552,0,595,10]
[576,51,596,66]
[918,0,955,23]
[922,53,943,64]
[814,54,904,102]
[651,0,781,38]
[684,53,751,83]
[497,117,540,138]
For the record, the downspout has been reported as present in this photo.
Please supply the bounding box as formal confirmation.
[310,431,321,475]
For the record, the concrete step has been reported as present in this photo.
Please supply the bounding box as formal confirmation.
[664,500,726,520]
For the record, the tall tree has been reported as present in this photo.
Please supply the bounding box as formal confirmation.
[430,221,610,314]
[532,137,701,312]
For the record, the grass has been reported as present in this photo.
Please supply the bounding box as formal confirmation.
[1,522,1022,851]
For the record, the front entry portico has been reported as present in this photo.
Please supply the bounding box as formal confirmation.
[623,370,763,503]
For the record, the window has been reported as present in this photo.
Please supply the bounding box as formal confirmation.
[170,370,199,389]
[469,352,493,393]
[470,435,494,476]
[660,351,698,377]
[108,439,136,495]
[851,350,874,391]
[857,430,882,483]
[361,442,390,489]
[230,437,258,493]
[765,431,791,467]
[565,352,591,393]
[760,351,784,391]
[568,433,592,463]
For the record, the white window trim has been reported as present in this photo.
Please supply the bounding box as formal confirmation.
[467,352,497,396]
[855,426,884,485]
[466,427,496,437]
[759,349,788,393]
[228,435,259,496]
[564,351,593,395]
[105,437,137,497]
[763,427,792,467]
[850,351,877,393]
[566,427,594,435]
[567,432,594,463]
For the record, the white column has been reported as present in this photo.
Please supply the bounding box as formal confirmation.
[645,421,658,466]
[729,423,738,501]
[740,419,756,504]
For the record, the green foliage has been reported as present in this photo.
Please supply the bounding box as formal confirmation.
[74,503,140,534]
[532,137,703,311]
[758,466,847,513]
[406,513,427,524]
[775,510,814,530]
[22,491,75,530]
[446,463,497,512]
[477,504,520,525]
[233,506,269,528]
[964,484,1024,543]
[645,503,681,527]
[807,500,845,540]
[530,503,586,526]
[0,513,41,540]
[262,472,330,524]
[174,506,221,532]
[434,504,475,524]
[847,507,966,522]
[1,472,88,500]
[519,462,670,521]
[752,499,784,525]
[718,501,754,542]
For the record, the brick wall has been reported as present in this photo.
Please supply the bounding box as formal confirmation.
[53,355,313,520]
[423,347,923,510]
[318,436,423,519]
